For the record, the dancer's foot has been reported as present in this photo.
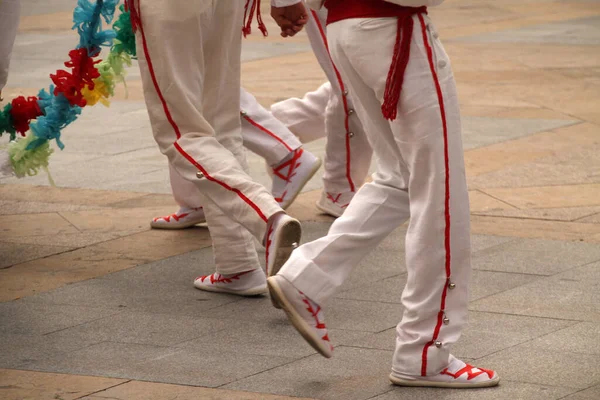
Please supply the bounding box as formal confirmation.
[315,191,354,218]
[271,148,321,209]
[264,213,301,278]
[150,207,206,229]
[267,275,333,358]
[193,269,267,296]
[390,355,500,388]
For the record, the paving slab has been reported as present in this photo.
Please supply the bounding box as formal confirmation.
[0,241,73,269]
[527,322,600,355]
[370,381,578,400]
[80,379,314,400]
[473,205,600,222]
[44,310,237,348]
[457,16,600,45]
[560,385,600,400]
[224,347,395,400]
[461,116,577,150]
[0,332,98,370]
[19,260,243,316]
[177,318,320,359]
[19,341,181,379]
[120,347,296,388]
[0,368,126,400]
[471,263,600,321]
[477,344,600,389]
[471,238,600,275]
[336,269,540,304]
[0,199,103,215]
[339,311,575,360]
[0,301,119,336]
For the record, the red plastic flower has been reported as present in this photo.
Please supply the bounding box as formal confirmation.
[51,48,101,107]
[10,96,43,135]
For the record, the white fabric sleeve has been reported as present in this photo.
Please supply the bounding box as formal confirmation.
[271,0,302,7]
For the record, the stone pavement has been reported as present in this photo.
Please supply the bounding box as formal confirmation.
[1,0,600,399]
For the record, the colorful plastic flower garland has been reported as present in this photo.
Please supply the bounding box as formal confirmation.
[0,0,136,179]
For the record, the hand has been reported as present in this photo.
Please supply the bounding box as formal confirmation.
[271,3,309,37]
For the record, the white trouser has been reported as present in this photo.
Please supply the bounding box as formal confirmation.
[271,8,372,194]
[0,0,20,92]
[169,88,302,210]
[279,15,471,377]
[135,0,281,274]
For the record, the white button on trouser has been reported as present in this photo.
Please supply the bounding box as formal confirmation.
[279,15,471,377]
[271,9,373,194]
[166,87,302,212]
[135,0,282,274]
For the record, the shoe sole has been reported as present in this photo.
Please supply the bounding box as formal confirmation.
[150,218,207,230]
[194,282,268,296]
[389,374,500,388]
[268,277,333,358]
[279,158,322,210]
[267,219,302,278]
[315,200,343,218]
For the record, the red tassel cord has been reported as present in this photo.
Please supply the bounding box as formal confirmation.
[381,7,427,121]
[124,0,140,33]
[243,0,268,37]
[51,48,101,107]
[9,96,43,136]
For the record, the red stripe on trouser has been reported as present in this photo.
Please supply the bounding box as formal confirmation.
[136,1,268,223]
[417,14,452,377]
[174,142,268,222]
[242,114,294,153]
[311,10,355,193]
[135,1,180,139]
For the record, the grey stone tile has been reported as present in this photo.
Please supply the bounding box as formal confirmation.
[128,347,296,387]
[471,263,600,321]
[22,248,251,314]
[527,322,600,355]
[0,332,97,369]
[552,261,600,286]
[326,298,403,333]
[51,127,156,157]
[469,147,600,190]
[224,347,395,400]
[20,341,180,378]
[471,238,600,275]
[177,318,318,358]
[0,199,103,216]
[0,241,74,269]
[470,235,515,254]
[338,249,408,294]
[241,40,313,63]
[336,270,540,305]
[478,345,600,389]
[0,301,119,335]
[469,270,541,301]
[336,274,406,304]
[45,310,237,348]
[201,295,401,334]
[561,385,600,400]
[341,311,574,360]
[370,381,578,400]
[461,117,577,151]
[456,16,600,46]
